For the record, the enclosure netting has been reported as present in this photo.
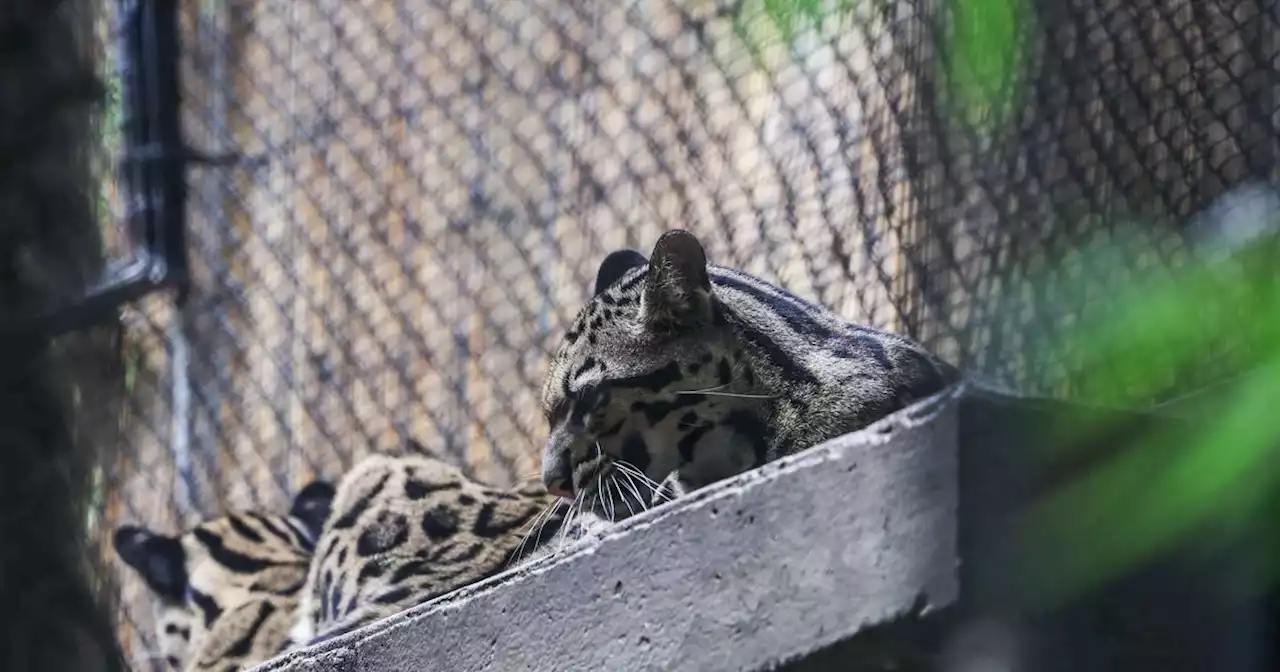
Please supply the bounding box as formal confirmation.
[95,0,1274,665]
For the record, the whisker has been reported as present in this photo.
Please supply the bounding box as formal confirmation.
[602,477,617,523]
[556,491,582,553]
[614,461,670,503]
[508,499,562,568]
[679,389,778,399]
[675,382,777,399]
[617,469,649,511]
[613,463,656,504]
[614,473,639,518]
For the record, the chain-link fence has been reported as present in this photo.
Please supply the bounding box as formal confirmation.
[97,0,1274,666]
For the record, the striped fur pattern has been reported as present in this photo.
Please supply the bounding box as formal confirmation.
[291,448,591,647]
[112,483,334,672]
[540,229,960,519]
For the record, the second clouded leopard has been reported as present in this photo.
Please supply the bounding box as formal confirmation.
[290,443,602,647]
[112,482,334,671]
[540,229,960,518]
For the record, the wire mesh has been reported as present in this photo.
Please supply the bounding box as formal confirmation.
[95,0,1275,666]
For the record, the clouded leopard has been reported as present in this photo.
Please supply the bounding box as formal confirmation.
[118,448,602,670]
[289,443,605,648]
[112,482,334,671]
[540,229,959,518]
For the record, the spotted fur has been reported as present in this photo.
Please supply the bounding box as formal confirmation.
[291,448,587,646]
[540,229,960,518]
[112,483,334,672]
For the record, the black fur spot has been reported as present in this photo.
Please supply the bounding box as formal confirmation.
[189,588,222,627]
[374,586,414,605]
[620,433,651,474]
[356,512,410,557]
[248,513,295,546]
[333,472,391,529]
[343,593,360,619]
[421,505,460,540]
[192,528,272,574]
[569,356,599,384]
[224,601,276,657]
[426,542,457,563]
[356,559,387,585]
[725,410,770,467]
[678,411,699,429]
[599,419,626,438]
[643,395,701,426]
[404,477,461,500]
[453,542,486,563]
[228,515,265,544]
[315,536,340,574]
[336,548,347,567]
[711,302,729,327]
[678,424,713,464]
[717,358,733,384]
[729,310,818,384]
[390,558,435,584]
[166,656,180,669]
[611,361,683,393]
[457,494,475,506]
[318,569,333,620]
[473,502,540,539]
[829,333,892,370]
[327,583,344,626]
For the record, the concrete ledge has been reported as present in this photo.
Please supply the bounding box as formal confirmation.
[256,385,962,672]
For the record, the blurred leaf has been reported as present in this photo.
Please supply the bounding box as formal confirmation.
[941,0,1030,132]
[1017,223,1280,606]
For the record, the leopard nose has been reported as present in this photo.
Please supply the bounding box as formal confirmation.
[541,431,576,500]
[546,479,573,499]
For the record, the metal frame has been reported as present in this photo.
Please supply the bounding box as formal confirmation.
[0,0,229,346]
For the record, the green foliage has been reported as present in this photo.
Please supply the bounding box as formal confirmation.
[728,0,1032,134]
[728,0,860,60]
[941,0,1030,132]
[1019,225,1280,606]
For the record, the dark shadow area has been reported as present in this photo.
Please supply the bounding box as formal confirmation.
[782,387,1275,672]
[0,1,127,671]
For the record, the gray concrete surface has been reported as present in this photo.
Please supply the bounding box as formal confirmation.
[255,384,962,672]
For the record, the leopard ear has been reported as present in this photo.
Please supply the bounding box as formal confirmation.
[642,230,712,329]
[113,525,187,603]
[593,249,648,295]
[290,481,335,540]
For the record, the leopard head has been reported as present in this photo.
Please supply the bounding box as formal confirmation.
[540,230,767,520]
